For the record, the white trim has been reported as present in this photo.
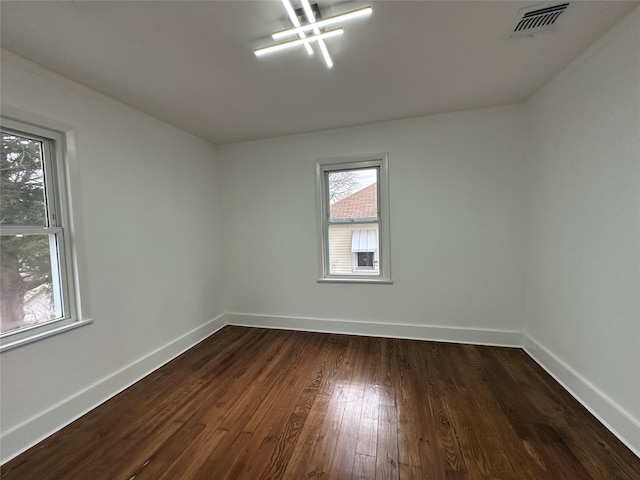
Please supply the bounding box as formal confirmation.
[316,277,392,284]
[225,312,522,347]
[0,318,93,353]
[523,332,640,458]
[0,313,227,464]
[3,316,638,463]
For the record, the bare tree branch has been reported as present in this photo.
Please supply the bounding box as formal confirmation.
[328,172,359,204]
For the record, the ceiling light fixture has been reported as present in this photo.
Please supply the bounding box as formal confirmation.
[254,28,344,57]
[280,0,314,56]
[272,6,372,40]
[254,2,372,68]
[300,0,332,68]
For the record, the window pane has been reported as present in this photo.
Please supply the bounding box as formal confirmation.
[0,234,61,334]
[1,131,47,226]
[357,252,375,267]
[329,168,377,220]
[328,223,379,276]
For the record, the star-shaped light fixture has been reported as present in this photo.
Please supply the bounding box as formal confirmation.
[255,0,372,68]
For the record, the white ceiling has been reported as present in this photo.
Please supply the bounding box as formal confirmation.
[1,1,638,145]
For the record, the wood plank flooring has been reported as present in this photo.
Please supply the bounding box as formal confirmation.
[2,326,639,479]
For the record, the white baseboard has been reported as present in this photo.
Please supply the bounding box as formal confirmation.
[225,312,522,347]
[228,314,639,457]
[4,315,638,465]
[523,332,640,458]
[0,313,226,465]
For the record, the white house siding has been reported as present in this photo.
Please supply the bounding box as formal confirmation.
[329,223,379,275]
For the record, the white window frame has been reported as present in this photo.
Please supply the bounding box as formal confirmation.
[316,153,392,283]
[1,116,89,352]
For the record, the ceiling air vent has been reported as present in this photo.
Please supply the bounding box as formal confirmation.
[512,3,570,37]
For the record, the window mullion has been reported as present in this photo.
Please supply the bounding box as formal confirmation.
[328,218,380,225]
[0,226,62,235]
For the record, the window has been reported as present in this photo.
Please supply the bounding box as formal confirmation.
[1,117,82,350]
[316,153,391,283]
[355,251,375,269]
[352,230,378,271]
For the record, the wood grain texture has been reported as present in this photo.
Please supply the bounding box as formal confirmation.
[2,326,639,480]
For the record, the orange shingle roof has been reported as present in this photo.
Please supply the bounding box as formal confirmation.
[330,183,377,219]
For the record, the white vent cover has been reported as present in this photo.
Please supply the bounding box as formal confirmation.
[512,3,569,37]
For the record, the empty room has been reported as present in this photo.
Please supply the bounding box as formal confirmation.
[0,1,639,479]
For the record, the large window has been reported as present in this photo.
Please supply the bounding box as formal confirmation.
[316,154,391,283]
[1,118,80,349]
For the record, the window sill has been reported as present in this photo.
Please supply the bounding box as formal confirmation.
[317,277,393,284]
[0,318,93,353]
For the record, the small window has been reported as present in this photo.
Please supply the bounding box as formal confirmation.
[1,118,81,349]
[357,252,375,267]
[316,154,391,283]
[352,230,378,272]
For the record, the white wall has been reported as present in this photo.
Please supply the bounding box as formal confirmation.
[0,52,225,462]
[220,105,526,341]
[2,5,638,464]
[524,9,640,453]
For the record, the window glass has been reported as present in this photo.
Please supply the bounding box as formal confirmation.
[0,234,62,333]
[327,169,379,276]
[357,252,375,267]
[1,132,47,226]
[328,168,377,220]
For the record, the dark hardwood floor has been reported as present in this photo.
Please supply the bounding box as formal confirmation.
[2,326,639,479]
